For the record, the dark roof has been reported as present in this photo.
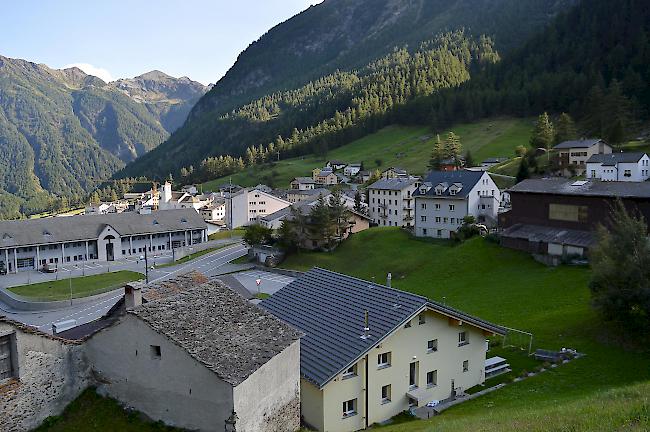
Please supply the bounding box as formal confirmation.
[292,177,316,184]
[501,223,594,248]
[553,139,604,149]
[416,170,484,198]
[260,268,504,388]
[0,209,206,248]
[368,178,418,191]
[508,178,650,199]
[482,157,508,164]
[130,278,301,386]
[586,152,646,166]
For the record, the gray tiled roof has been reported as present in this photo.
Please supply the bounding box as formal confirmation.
[508,178,650,198]
[416,170,484,198]
[501,223,594,248]
[292,177,316,184]
[553,138,603,149]
[368,178,418,191]
[0,209,206,248]
[260,268,504,388]
[130,278,301,386]
[586,152,646,166]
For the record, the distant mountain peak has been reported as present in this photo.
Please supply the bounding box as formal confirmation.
[136,70,174,81]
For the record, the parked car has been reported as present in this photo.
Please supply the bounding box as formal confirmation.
[42,262,58,273]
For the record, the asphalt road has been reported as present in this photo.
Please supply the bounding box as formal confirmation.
[232,270,295,296]
[0,243,248,333]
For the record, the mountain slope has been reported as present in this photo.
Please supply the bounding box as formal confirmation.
[192,0,574,118]
[120,0,572,181]
[0,56,208,216]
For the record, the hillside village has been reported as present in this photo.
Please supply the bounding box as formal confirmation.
[1,0,650,431]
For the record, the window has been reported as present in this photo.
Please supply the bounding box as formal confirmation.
[449,204,455,211]
[381,384,391,404]
[549,203,588,223]
[418,313,425,325]
[342,399,357,417]
[435,204,440,211]
[437,229,442,237]
[435,217,441,223]
[463,360,469,372]
[343,364,357,378]
[421,203,427,209]
[377,352,391,368]
[422,228,427,235]
[0,334,17,382]
[409,361,419,388]
[427,339,438,353]
[427,370,437,387]
[443,217,448,223]
[458,331,468,346]
[420,216,427,222]
[624,169,632,177]
[150,345,162,359]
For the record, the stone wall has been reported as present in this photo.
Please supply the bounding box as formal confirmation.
[0,321,91,432]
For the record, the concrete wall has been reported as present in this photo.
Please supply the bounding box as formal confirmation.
[0,322,91,432]
[233,340,301,432]
[86,315,234,432]
[318,308,488,432]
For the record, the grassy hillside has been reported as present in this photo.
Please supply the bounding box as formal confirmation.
[283,228,650,431]
[203,117,530,190]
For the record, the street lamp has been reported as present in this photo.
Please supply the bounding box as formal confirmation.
[144,248,150,283]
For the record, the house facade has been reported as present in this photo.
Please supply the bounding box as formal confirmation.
[553,139,612,175]
[500,178,650,257]
[414,171,501,239]
[313,168,338,185]
[226,188,292,229]
[291,177,317,190]
[367,178,420,228]
[344,164,362,177]
[586,152,650,182]
[261,268,504,432]
[0,209,207,273]
[86,278,302,432]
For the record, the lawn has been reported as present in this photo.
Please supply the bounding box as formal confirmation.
[283,228,650,431]
[202,118,532,190]
[207,228,245,241]
[35,388,181,432]
[8,271,143,301]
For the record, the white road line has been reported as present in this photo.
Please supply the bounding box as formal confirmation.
[149,244,245,283]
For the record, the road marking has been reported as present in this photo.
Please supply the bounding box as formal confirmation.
[149,244,245,283]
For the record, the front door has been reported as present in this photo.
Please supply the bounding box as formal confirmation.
[409,361,418,388]
[106,242,114,261]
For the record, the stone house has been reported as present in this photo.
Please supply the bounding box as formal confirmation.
[85,276,302,432]
[0,318,91,432]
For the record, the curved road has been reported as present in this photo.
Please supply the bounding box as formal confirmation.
[0,243,248,333]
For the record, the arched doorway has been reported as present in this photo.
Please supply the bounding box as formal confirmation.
[104,235,116,261]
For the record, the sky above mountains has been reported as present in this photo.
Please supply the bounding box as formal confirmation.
[0,0,322,85]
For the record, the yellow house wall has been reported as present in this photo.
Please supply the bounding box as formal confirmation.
[301,379,325,431]
[318,308,488,431]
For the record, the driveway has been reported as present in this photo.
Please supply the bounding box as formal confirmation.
[0,243,248,333]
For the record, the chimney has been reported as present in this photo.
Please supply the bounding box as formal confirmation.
[386,273,392,288]
[361,310,370,340]
[125,282,143,309]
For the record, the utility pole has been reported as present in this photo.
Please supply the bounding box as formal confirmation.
[69,269,73,306]
[145,248,149,283]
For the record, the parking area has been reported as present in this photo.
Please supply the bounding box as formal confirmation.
[232,270,295,296]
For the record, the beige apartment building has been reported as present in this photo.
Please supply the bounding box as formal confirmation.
[261,268,504,432]
[553,138,612,175]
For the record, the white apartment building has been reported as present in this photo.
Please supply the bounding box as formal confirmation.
[226,188,291,229]
[0,209,207,273]
[586,152,650,182]
[414,171,500,239]
[343,164,362,177]
[367,178,420,228]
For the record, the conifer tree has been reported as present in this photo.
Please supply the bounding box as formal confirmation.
[555,113,577,144]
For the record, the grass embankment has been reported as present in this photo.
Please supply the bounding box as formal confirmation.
[35,388,181,432]
[203,118,532,190]
[283,228,650,431]
[208,228,245,241]
[8,271,143,301]
[156,244,236,269]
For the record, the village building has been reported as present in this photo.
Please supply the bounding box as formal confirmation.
[585,152,650,182]
[381,167,411,180]
[85,276,302,432]
[500,178,650,258]
[414,171,501,239]
[343,163,362,177]
[0,209,207,273]
[286,188,329,204]
[327,160,348,170]
[260,268,504,432]
[367,178,420,228]
[480,157,509,169]
[552,138,612,175]
[290,177,317,191]
[226,188,292,229]
[313,168,338,185]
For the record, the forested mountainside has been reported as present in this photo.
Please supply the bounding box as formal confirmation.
[396,0,650,141]
[192,0,575,117]
[0,56,207,218]
[120,0,573,181]
[120,31,498,181]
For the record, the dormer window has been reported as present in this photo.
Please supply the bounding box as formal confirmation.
[450,189,457,196]
[435,189,442,196]
[43,230,52,237]
[153,220,159,225]
[2,233,11,240]
[180,218,187,223]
